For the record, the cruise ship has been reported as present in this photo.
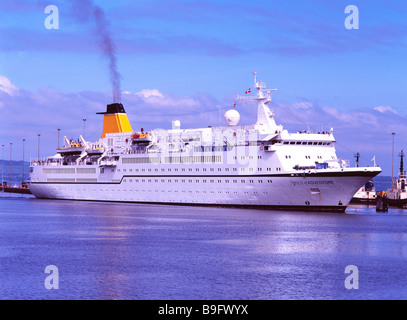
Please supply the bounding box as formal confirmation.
[29,73,381,212]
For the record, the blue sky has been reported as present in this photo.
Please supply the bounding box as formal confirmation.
[0,0,406,176]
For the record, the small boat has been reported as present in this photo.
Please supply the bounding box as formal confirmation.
[86,146,105,155]
[57,138,85,156]
[351,180,377,203]
[131,131,152,144]
[384,149,407,207]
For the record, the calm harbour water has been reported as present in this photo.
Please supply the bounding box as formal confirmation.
[1,193,407,300]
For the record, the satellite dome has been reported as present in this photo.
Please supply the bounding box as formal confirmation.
[224,109,240,126]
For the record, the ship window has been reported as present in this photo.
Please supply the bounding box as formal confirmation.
[241,180,245,183]
[283,141,289,145]
[296,142,301,145]
[302,142,307,145]
[290,142,295,145]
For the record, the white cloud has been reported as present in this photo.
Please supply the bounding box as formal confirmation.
[373,105,398,114]
[291,102,313,110]
[125,88,200,109]
[0,75,18,96]
[135,89,163,99]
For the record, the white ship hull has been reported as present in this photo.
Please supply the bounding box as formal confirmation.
[30,163,380,212]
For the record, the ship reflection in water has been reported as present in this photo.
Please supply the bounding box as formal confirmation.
[1,197,407,300]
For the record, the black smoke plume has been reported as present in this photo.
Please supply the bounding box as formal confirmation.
[72,0,121,102]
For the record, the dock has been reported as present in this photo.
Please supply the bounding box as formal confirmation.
[0,185,32,194]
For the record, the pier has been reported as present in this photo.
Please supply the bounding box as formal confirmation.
[0,184,32,195]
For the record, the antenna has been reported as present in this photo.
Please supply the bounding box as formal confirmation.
[399,149,404,175]
[354,152,360,167]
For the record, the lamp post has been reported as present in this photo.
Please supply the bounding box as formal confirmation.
[57,128,61,149]
[22,139,25,186]
[392,132,395,187]
[9,142,12,187]
[83,118,87,140]
[38,134,41,161]
[1,144,4,191]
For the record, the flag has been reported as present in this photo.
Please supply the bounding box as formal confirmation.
[371,155,376,166]
[242,101,245,107]
[233,101,236,108]
[245,88,251,94]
